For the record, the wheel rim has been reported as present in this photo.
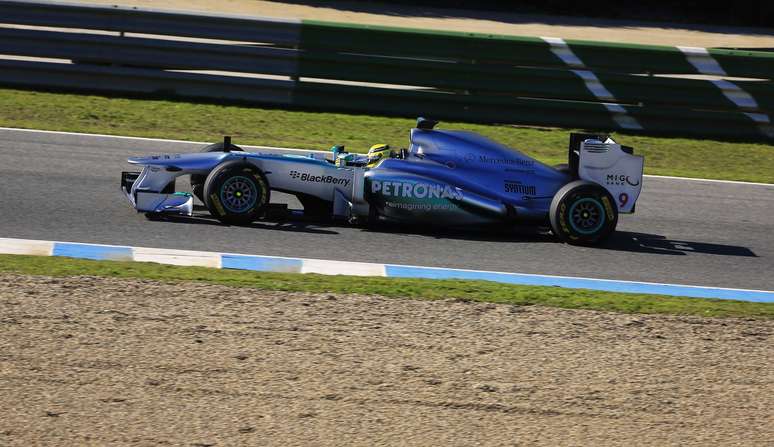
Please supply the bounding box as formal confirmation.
[568,198,605,235]
[219,175,258,213]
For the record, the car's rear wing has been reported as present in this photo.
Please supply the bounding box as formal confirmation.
[569,133,644,214]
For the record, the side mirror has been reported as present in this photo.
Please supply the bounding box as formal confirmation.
[416,117,438,130]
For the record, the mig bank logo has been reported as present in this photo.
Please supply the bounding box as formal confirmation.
[289,170,350,186]
[606,174,640,187]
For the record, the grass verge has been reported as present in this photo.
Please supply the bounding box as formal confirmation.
[1,88,772,183]
[1,254,771,319]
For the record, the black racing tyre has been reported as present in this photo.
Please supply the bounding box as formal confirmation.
[549,180,617,246]
[203,160,269,225]
[191,142,243,203]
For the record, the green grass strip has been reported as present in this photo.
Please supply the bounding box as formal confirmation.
[1,254,771,319]
[1,88,772,183]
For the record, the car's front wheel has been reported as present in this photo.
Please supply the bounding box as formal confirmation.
[191,141,243,203]
[203,160,269,225]
[549,181,617,245]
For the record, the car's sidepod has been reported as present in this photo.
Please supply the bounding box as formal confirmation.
[365,168,509,225]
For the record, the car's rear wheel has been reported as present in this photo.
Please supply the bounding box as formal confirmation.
[549,181,617,245]
[191,141,243,203]
[203,160,269,225]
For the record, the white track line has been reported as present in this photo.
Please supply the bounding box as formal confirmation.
[1,127,770,186]
[388,260,774,295]
[2,237,772,302]
[642,174,771,186]
[0,126,314,153]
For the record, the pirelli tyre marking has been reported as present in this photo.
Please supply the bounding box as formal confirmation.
[209,193,226,216]
[601,196,615,221]
[558,202,577,241]
[253,173,269,205]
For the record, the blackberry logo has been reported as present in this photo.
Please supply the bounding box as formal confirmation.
[288,170,350,186]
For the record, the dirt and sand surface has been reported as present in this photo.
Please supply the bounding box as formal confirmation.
[71,0,774,48]
[1,273,772,446]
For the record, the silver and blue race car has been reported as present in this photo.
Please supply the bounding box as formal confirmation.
[121,118,644,245]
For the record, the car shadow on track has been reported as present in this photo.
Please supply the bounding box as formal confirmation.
[158,206,553,242]
[147,212,340,235]
[601,231,757,257]
[364,223,556,243]
[149,209,748,253]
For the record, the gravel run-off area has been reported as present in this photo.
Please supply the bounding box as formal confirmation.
[1,273,772,446]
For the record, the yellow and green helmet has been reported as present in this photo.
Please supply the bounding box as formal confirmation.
[367,143,392,167]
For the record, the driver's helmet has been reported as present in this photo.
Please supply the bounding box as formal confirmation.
[367,143,392,167]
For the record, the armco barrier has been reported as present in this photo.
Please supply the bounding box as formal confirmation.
[299,20,774,78]
[0,0,772,140]
[0,0,303,44]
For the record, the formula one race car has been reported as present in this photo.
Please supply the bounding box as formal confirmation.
[121,118,644,245]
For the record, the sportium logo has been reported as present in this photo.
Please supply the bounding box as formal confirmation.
[504,180,536,195]
[370,180,463,200]
[289,170,350,186]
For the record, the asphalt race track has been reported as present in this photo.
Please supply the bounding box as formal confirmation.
[1,128,772,291]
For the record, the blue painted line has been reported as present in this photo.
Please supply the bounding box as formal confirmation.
[52,242,133,261]
[221,254,303,273]
[384,265,774,303]
[7,237,772,303]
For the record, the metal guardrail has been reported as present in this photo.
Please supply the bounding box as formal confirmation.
[0,0,772,140]
[0,0,302,44]
[299,21,774,79]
